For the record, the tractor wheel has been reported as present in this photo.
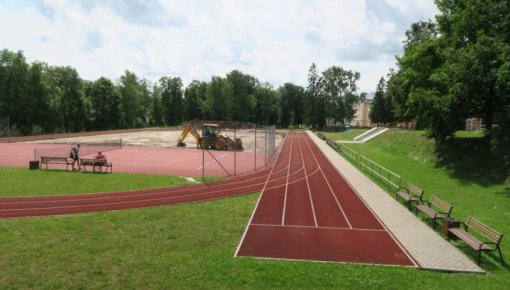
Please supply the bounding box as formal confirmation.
[215,140,223,150]
[200,137,209,149]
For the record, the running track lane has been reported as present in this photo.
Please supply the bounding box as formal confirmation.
[236,131,416,266]
[0,164,276,218]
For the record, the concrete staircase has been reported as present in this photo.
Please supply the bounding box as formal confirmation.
[339,127,388,143]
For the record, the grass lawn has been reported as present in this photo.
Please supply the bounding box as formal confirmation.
[2,193,509,289]
[321,128,368,141]
[0,167,217,197]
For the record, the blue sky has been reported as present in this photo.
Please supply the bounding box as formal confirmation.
[0,0,438,93]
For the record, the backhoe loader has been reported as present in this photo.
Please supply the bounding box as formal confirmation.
[177,124,243,151]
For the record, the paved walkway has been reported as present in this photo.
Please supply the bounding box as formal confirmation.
[307,131,484,273]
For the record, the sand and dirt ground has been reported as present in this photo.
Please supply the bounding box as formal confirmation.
[26,128,284,152]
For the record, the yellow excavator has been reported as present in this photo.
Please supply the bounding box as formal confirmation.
[177,124,243,151]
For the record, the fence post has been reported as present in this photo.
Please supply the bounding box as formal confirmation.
[234,127,237,175]
[254,127,257,170]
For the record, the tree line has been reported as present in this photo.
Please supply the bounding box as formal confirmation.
[370,0,510,146]
[0,49,362,135]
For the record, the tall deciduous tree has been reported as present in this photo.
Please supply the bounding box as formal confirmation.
[119,70,143,128]
[278,83,305,128]
[184,80,207,121]
[202,76,233,120]
[88,77,122,130]
[322,66,360,126]
[159,77,184,126]
[227,70,257,122]
[305,63,325,129]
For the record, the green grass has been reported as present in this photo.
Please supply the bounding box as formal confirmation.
[321,128,368,141]
[341,129,510,273]
[2,194,509,289]
[1,131,510,289]
[0,167,217,197]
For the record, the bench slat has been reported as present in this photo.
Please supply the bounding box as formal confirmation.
[466,216,503,244]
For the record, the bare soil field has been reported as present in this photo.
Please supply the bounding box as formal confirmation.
[26,128,284,152]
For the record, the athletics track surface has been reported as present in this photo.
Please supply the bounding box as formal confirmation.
[0,131,415,266]
[236,131,415,266]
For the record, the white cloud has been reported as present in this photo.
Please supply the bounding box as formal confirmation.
[0,0,438,92]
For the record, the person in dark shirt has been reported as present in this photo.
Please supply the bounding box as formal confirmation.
[70,144,81,171]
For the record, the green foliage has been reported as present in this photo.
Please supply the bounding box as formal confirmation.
[227,70,257,122]
[89,77,122,130]
[387,1,510,146]
[159,76,184,126]
[305,63,325,129]
[370,77,394,124]
[277,83,305,128]
[322,66,360,125]
[184,80,207,121]
[119,70,145,128]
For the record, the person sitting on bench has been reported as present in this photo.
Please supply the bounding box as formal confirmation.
[94,151,107,171]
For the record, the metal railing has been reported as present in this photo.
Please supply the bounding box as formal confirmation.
[330,139,401,192]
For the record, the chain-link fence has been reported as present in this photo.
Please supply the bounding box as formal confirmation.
[200,125,279,180]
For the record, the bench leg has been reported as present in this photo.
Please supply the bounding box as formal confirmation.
[498,247,505,265]
[432,219,436,230]
[477,251,482,265]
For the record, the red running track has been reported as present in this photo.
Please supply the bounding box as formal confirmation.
[236,131,416,266]
[0,166,272,218]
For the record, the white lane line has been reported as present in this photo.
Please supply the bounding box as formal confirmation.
[297,133,318,228]
[281,131,294,226]
[250,223,386,232]
[303,133,353,229]
[234,132,288,257]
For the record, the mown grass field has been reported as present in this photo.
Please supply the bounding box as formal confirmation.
[1,129,509,289]
[0,167,217,197]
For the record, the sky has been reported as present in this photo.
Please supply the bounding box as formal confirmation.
[0,0,438,93]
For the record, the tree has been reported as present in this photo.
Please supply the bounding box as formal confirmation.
[184,80,207,121]
[322,66,360,126]
[226,70,257,122]
[119,70,143,128]
[254,83,278,126]
[278,83,305,128]
[370,78,390,125]
[159,77,184,126]
[0,50,29,134]
[88,77,122,130]
[305,63,325,129]
[202,76,233,120]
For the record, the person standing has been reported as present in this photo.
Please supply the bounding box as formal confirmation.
[70,144,81,171]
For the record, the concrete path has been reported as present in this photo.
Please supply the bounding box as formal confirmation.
[307,131,484,273]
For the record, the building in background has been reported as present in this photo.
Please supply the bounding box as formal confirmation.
[352,100,372,127]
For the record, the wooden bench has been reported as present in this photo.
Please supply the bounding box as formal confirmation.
[40,156,73,171]
[414,195,453,230]
[448,216,504,265]
[80,158,112,173]
[396,184,424,209]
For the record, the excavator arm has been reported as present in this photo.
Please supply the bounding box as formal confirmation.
[177,125,201,147]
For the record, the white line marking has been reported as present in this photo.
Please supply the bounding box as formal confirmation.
[305,130,418,267]
[234,133,287,257]
[250,223,386,232]
[297,133,318,228]
[281,131,294,226]
[302,132,353,229]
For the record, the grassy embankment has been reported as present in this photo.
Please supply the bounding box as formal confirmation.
[334,130,509,271]
[321,128,368,141]
[1,130,509,288]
